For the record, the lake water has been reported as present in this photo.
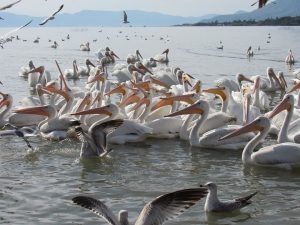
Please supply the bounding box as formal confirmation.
[0,26,300,225]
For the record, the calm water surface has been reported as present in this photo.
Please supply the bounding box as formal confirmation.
[0,26,300,225]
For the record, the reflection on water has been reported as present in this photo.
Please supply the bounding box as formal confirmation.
[0,26,300,224]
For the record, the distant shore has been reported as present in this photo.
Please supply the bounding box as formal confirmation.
[177,16,300,26]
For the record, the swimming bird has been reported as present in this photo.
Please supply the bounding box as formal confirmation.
[72,187,208,225]
[0,0,21,11]
[268,95,300,144]
[154,48,169,63]
[285,49,295,65]
[39,4,64,26]
[123,10,129,23]
[80,42,90,51]
[0,20,32,43]
[51,41,58,48]
[74,119,124,158]
[220,116,300,169]
[202,182,257,213]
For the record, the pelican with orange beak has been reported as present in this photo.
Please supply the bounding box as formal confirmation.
[220,116,300,168]
[14,105,80,141]
[166,100,252,149]
[268,95,300,144]
[72,104,153,144]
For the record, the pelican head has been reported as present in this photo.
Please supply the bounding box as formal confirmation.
[236,73,253,86]
[165,100,208,117]
[278,71,287,89]
[0,92,12,108]
[86,59,95,67]
[203,86,228,102]
[14,105,56,117]
[219,116,270,141]
[71,104,118,117]
[267,67,284,89]
[268,95,293,119]
[191,80,202,93]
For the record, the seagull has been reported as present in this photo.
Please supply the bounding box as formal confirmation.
[201,182,257,213]
[39,4,64,26]
[74,119,124,158]
[0,0,21,11]
[123,10,129,24]
[0,20,32,43]
[72,187,208,225]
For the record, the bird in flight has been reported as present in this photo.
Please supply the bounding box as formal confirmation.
[251,0,275,8]
[0,20,32,44]
[123,10,129,23]
[39,4,64,26]
[0,0,22,11]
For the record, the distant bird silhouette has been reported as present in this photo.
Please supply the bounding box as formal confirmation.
[0,17,4,20]
[123,10,129,23]
[39,4,64,26]
[0,0,22,11]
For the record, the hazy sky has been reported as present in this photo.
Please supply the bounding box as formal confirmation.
[6,0,256,17]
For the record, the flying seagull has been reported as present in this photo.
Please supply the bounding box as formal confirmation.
[0,0,22,11]
[39,4,64,26]
[72,187,208,225]
[0,20,32,43]
[123,10,129,23]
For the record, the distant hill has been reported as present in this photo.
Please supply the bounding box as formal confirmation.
[0,10,217,27]
[201,0,300,23]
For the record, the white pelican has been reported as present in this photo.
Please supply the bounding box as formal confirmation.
[202,182,257,212]
[64,60,79,79]
[111,64,145,83]
[285,49,295,64]
[72,187,208,225]
[18,60,35,77]
[257,67,286,92]
[80,42,90,51]
[154,48,169,63]
[126,49,143,63]
[166,100,254,150]
[27,66,52,88]
[77,59,95,77]
[74,119,124,158]
[72,105,153,144]
[215,73,253,92]
[268,95,300,143]
[96,46,110,60]
[14,105,80,141]
[220,116,300,169]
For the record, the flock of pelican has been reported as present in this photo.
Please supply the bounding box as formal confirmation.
[1,44,299,222]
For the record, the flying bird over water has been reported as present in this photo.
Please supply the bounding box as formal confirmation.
[0,20,32,44]
[39,4,64,26]
[0,0,21,11]
[123,10,129,23]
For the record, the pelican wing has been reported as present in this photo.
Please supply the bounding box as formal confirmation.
[91,119,124,150]
[135,188,207,225]
[0,0,21,11]
[39,4,64,26]
[72,196,121,225]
